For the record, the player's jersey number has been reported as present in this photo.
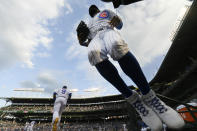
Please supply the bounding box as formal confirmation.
[61,89,66,94]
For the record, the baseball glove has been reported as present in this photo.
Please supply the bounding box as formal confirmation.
[76,21,90,46]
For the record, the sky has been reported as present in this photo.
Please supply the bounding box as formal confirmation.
[0,0,192,105]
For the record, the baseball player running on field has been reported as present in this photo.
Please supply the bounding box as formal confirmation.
[52,86,72,131]
[76,5,185,131]
[29,121,35,131]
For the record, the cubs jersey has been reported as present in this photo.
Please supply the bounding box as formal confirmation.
[88,9,123,39]
[54,88,71,99]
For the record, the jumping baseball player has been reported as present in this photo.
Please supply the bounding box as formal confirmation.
[76,5,185,131]
[52,86,72,131]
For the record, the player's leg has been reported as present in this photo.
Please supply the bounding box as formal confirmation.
[52,99,61,131]
[106,30,184,129]
[58,100,67,126]
[52,102,61,122]
[95,59,133,97]
[95,60,163,130]
[103,29,151,95]
[91,30,162,130]
[88,32,108,66]
[118,51,150,95]
[88,31,133,98]
[117,49,184,129]
[59,105,65,120]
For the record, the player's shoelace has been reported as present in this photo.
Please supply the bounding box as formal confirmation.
[147,97,167,114]
[133,100,149,117]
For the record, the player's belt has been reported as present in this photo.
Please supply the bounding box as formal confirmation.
[96,26,112,33]
[94,28,105,34]
[92,27,111,39]
[58,96,66,98]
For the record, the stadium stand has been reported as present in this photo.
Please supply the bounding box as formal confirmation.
[0,95,138,131]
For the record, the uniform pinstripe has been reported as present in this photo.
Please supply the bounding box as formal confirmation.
[87,9,129,66]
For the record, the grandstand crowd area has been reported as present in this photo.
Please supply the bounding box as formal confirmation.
[0,95,196,131]
[0,100,127,113]
[0,120,128,131]
[0,96,132,131]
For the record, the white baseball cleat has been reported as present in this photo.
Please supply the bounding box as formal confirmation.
[142,90,185,130]
[127,91,163,131]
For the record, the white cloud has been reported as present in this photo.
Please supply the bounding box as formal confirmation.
[17,67,118,97]
[36,52,51,58]
[69,88,79,92]
[84,87,100,92]
[117,0,187,66]
[65,35,87,60]
[37,71,58,93]
[0,0,71,70]
[75,60,100,81]
[72,85,108,98]
[1,85,7,89]
[39,37,53,49]
[64,1,73,14]
[17,70,72,96]
[20,81,40,89]
[36,70,75,95]
[64,20,89,61]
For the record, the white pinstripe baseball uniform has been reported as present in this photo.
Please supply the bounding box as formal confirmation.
[87,9,129,66]
[52,88,71,128]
